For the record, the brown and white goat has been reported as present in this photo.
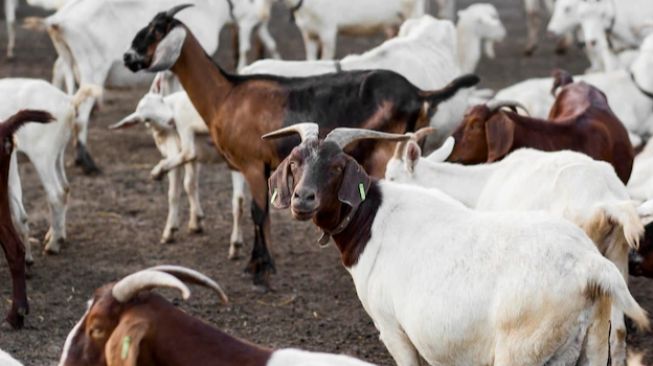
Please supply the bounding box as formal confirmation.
[57,265,375,366]
[122,4,479,289]
[0,110,54,328]
[448,77,634,183]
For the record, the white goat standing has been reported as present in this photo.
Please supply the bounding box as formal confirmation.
[2,79,99,258]
[386,134,644,365]
[111,75,246,259]
[243,15,469,147]
[283,0,425,60]
[455,3,506,74]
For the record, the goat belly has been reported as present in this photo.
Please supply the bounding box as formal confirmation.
[266,349,375,366]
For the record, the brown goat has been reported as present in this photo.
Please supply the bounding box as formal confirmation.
[0,109,54,328]
[448,78,634,183]
[58,265,375,366]
[122,5,479,289]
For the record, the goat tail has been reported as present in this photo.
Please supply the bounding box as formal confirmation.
[595,201,644,250]
[21,16,47,31]
[421,74,480,104]
[2,110,55,136]
[587,256,650,331]
[71,84,103,113]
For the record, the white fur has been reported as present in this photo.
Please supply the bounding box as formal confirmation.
[456,4,506,74]
[116,79,246,257]
[628,138,653,202]
[0,349,23,366]
[386,142,643,365]
[2,78,96,257]
[349,179,646,365]
[494,33,653,146]
[267,349,375,366]
[282,0,425,60]
[243,15,468,146]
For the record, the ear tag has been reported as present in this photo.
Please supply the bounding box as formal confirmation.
[358,183,366,201]
[271,189,278,204]
[121,336,132,360]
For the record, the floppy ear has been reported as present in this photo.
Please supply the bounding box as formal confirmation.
[404,141,421,173]
[338,158,371,208]
[485,114,515,162]
[105,317,149,366]
[268,159,293,209]
[149,27,187,72]
[110,113,143,130]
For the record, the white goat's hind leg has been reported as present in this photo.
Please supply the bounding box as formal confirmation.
[301,31,320,61]
[257,22,281,59]
[604,241,630,366]
[319,29,337,60]
[4,0,15,59]
[237,21,256,72]
[583,296,613,366]
[378,327,421,366]
[184,162,204,234]
[229,171,245,260]
[162,167,183,244]
[33,159,68,255]
[9,153,32,264]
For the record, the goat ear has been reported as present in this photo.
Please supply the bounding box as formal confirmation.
[483,40,496,59]
[149,27,187,72]
[150,73,163,94]
[485,114,514,162]
[105,317,149,366]
[110,113,142,130]
[268,159,293,209]
[338,159,371,208]
[404,141,421,173]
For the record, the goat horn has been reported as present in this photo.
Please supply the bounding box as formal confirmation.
[112,270,191,303]
[324,128,410,149]
[412,127,437,143]
[486,100,530,116]
[261,122,319,142]
[147,265,228,304]
[166,3,194,18]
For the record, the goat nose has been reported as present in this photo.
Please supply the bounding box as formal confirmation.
[293,189,316,203]
[124,51,134,63]
[588,40,597,47]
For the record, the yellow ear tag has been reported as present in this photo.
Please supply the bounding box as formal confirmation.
[121,336,132,360]
[271,189,278,204]
[359,183,366,201]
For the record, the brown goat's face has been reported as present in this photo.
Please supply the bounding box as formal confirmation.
[59,285,121,366]
[448,106,492,164]
[270,140,370,226]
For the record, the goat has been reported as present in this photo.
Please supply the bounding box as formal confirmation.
[449,78,634,184]
[282,0,425,60]
[630,201,653,278]
[2,79,100,257]
[24,0,279,174]
[111,74,246,258]
[122,5,479,289]
[386,129,643,365]
[242,15,469,148]
[495,36,653,147]
[57,265,375,366]
[456,3,506,74]
[0,349,23,366]
[0,110,54,329]
[264,122,649,366]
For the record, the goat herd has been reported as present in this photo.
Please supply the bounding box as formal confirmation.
[1,0,653,365]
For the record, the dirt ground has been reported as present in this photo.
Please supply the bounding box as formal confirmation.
[0,1,651,365]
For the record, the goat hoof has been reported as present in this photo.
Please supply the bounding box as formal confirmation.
[150,172,165,181]
[251,283,271,294]
[523,46,536,57]
[228,242,243,260]
[5,306,27,329]
[554,46,567,55]
[160,236,175,244]
[188,224,203,234]
[75,144,101,175]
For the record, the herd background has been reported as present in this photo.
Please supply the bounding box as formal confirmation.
[0,0,651,365]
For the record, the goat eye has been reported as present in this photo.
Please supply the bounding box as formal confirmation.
[332,165,343,174]
[289,161,297,170]
[3,138,12,154]
[90,327,106,340]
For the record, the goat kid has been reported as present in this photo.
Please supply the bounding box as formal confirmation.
[0,110,54,329]
[387,130,643,366]
[123,5,478,289]
[57,265,374,366]
[265,122,649,366]
[111,74,246,258]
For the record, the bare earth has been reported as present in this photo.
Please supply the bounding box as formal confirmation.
[0,1,650,365]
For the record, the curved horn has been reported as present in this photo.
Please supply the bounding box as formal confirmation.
[112,270,190,303]
[147,265,228,304]
[261,122,319,142]
[412,127,437,143]
[166,3,194,18]
[486,100,530,116]
[324,128,410,149]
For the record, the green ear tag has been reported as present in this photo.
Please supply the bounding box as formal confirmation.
[121,336,132,360]
[358,183,366,201]
[271,189,278,204]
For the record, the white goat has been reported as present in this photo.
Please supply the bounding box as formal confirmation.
[0,349,23,366]
[3,79,99,258]
[628,139,653,202]
[455,3,506,74]
[243,15,468,147]
[25,0,280,173]
[111,76,246,259]
[386,133,643,365]
[282,0,425,60]
[265,123,649,366]
[494,33,653,147]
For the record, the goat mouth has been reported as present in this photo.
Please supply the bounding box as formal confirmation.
[291,207,317,221]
